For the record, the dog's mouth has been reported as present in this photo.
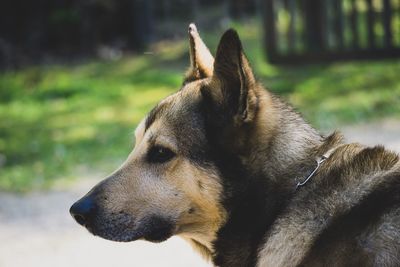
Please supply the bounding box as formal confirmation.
[81,211,139,242]
[82,213,175,243]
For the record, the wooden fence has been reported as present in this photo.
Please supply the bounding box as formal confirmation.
[262,0,400,63]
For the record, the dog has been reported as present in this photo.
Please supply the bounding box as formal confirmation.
[70,24,400,267]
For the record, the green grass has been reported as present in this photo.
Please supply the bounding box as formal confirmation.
[1,19,400,192]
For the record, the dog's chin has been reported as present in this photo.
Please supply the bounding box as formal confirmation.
[140,216,175,243]
[90,227,143,242]
[80,212,139,242]
[86,215,175,243]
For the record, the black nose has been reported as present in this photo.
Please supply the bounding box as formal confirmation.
[70,196,96,226]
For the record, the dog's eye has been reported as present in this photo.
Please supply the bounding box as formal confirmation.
[147,145,176,163]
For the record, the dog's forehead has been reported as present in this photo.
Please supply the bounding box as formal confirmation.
[181,79,207,93]
[143,80,205,132]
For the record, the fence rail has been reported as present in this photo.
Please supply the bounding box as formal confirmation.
[262,0,400,63]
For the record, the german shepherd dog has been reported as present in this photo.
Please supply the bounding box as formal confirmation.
[70,24,400,266]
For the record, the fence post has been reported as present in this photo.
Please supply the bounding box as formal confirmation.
[263,0,278,61]
[383,0,393,47]
[366,0,375,49]
[332,0,344,49]
[303,0,325,51]
[350,0,359,48]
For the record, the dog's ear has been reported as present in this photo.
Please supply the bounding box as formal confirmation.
[202,29,258,124]
[184,23,214,83]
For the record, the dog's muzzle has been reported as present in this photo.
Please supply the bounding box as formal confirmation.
[70,196,175,243]
[70,195,138,241]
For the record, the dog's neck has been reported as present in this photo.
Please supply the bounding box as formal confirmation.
[249,89,323,180]
[211,89,335,266]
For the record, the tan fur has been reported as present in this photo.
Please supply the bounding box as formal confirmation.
[124,88,226,257]
[241,87,278,163]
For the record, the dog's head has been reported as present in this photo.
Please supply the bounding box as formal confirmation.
[70,24,260,248]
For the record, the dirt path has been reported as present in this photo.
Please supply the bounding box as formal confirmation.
[0,178,211,267]
[1,119,399,267]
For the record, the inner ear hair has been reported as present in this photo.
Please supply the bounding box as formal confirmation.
[184,23,214,84]
[238,52,258,123]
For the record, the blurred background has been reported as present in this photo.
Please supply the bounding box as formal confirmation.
[0,0,399,266]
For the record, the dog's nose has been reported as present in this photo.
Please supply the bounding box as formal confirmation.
[70,196,96,226]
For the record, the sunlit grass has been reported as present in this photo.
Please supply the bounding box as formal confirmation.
[0,55,178,191]
[0,19,399,191]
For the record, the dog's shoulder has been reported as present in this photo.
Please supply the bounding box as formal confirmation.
[300,144,400,266]
[257,138,400,267]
